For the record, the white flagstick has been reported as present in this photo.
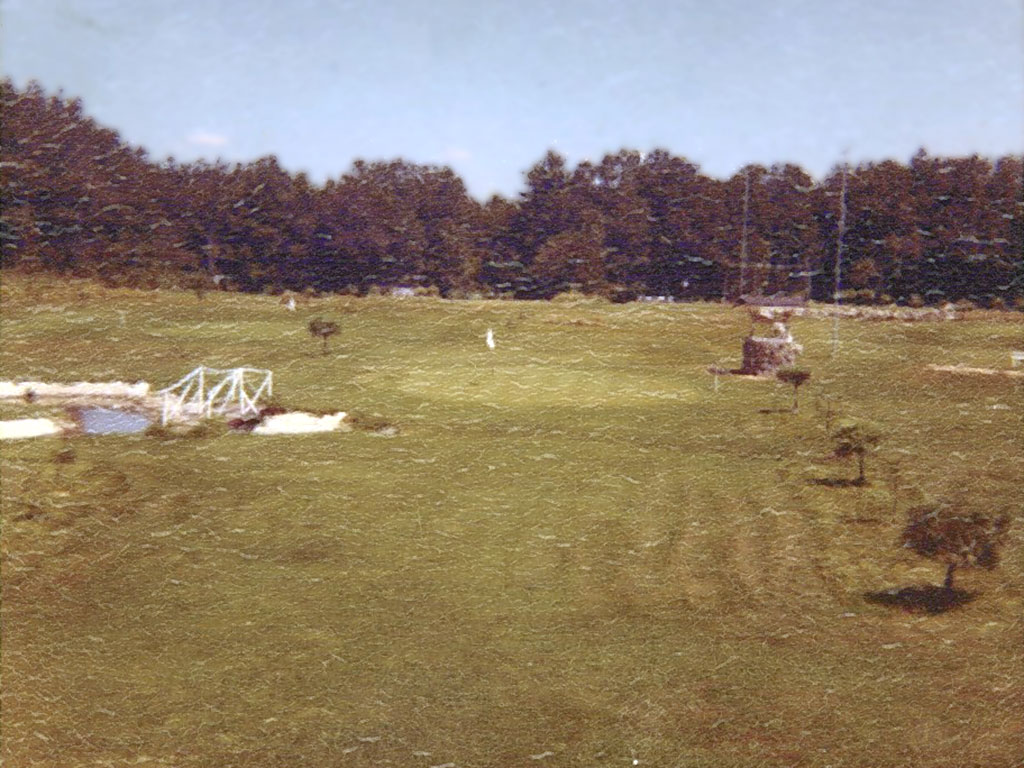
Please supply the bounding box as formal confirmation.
[485,328,496,377]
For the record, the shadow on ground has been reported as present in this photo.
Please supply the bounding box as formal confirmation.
[808,477,866,488]
[864,585,978,614]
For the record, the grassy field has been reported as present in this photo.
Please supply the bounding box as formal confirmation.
[2,275,1022,768]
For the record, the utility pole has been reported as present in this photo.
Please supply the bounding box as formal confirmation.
[831,159,848,357]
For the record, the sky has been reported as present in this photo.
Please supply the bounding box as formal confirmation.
[1,0,1022,200]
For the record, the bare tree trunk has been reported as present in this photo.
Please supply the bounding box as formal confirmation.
[943,562,956,591]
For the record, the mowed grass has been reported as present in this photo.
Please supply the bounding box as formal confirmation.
[2,276,1022,768]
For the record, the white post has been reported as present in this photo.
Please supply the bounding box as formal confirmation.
[220,373,239,414]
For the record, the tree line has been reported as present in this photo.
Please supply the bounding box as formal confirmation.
[2,79,1022,305]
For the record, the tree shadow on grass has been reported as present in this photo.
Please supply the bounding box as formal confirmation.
[758,407,793,415]
[864,585,978,615]
[808,477,866,488]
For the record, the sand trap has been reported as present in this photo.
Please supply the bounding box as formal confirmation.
[252,411,347,435]
[0,417,64,440]
[0,381,150,399]
[926,364,1024,378]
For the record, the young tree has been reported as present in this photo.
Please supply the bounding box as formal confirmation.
[776,367,811,412]
[308,318,338,354]
[901,502,1011,591]
[831,418,882,484]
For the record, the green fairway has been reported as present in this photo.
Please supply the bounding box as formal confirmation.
[2,276,1022,767]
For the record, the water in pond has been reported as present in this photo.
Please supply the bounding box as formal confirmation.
[75,407,151,435]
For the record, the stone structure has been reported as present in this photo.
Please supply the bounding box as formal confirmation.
[739,320,803,375]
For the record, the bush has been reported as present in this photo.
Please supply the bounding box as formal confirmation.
[608,286,638,304]
[907,294,925,309]
[839,289,876,306]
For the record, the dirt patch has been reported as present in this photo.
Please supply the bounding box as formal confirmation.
[925,364,1024,378]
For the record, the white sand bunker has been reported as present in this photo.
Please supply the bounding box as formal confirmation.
[0,380,150,399]
[252,411,347,435]
[0,417,64,440]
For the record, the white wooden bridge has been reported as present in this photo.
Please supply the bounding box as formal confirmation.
[158,366,273,425]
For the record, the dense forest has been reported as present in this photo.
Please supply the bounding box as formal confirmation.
[2,79,1022,305]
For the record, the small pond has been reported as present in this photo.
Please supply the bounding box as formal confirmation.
[73,407,152,435]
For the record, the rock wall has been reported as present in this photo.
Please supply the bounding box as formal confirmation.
[740,336,802,375]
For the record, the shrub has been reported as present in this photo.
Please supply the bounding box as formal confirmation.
[907,294,925,309]
[839,289,877,306]
[608,286,638,304]
[855,289,877,305]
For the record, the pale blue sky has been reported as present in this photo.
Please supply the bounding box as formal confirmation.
[1,0,1022,199]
